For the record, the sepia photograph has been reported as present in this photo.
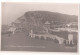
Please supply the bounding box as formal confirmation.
[1,2,79,52]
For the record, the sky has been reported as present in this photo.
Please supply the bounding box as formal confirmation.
[2,3,79,25]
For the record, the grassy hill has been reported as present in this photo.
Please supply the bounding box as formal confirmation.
[24,11,78,25]
[12,11,78,33]
[2,11,78,37]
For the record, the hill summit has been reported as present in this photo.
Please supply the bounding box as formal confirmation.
[11,11,78,33]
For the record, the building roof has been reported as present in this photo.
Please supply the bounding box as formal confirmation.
[45,21,50,25]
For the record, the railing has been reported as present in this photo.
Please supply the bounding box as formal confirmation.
[50,28,78,32]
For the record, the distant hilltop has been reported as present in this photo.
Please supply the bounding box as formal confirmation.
[24,11,78,24]
[7,11,78,32]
